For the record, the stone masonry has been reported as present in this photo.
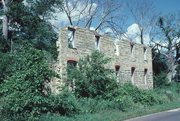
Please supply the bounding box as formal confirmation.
[51,26,153,93]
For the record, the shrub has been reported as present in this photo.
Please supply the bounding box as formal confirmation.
[0,46,56,121]
[77,83,163,113]
[78,97,133,113]
[154,82,180,101]
[153,73,169,88]
[114,96,134,111]
[47,90,80,116]
[67,51,118,99]
[115,83,164,106]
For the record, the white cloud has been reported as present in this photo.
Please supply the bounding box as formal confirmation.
[126,24,140,36]
[120,23,151,45]
[104,28,113,33]
[118,24,140,41]
[90,27,95,31]
[50,11,69,27]
[49,0,97,28]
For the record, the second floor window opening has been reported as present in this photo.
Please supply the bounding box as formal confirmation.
[131,44,135,56]
[115,44,119,56]
[95,36,100,50]
[131,67,135,84]
[68,28,75,48]
[144,48,147,61]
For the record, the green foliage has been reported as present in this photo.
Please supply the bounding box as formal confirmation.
[153,73,169,88]
[77,98,130,113]
[2,0,62,57]
[0,45,56,121]
[174,65,180,82]
[154,82,180,101]
[39,101,180,121]
[175,82,180,94]
[47,90,80,116]
[115,83,164,106]
[152,52,168,75]
[67,51,118,99]
[66,51,165,114]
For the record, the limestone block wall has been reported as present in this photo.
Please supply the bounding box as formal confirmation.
[52,26,153,93]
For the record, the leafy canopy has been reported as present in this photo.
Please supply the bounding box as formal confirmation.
[67,51,118,98]
[0,45,56,120]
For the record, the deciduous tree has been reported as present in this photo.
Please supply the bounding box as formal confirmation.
[153,14,180,82]
[62,0,123,31]
[125,0,159,44]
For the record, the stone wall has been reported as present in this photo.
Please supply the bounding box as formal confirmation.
[51,26,153,93]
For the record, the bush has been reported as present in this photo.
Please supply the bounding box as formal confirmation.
[154,82,180,101]
[0,46,56,121]
[67,51,118,99]
[78,98,112,113]
[153,73,169,88]
[78,97,133,113]
[76,83,165,113]
[115,83,164,106]
[47,90,80,116]
[114,96,134,111]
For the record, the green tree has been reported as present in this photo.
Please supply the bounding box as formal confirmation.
[1,0,62,57]
[0,45,56,120]
[0,0,64,120]
[152,51,168,75]
[153,14,179,82]
[67,51,118,99]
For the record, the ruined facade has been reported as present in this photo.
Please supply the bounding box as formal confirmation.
[51,26,153,93]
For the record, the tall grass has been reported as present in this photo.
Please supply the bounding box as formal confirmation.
[39,82,180,121]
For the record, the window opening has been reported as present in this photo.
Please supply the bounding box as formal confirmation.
[115,44,119,56]
[95,36,100,50]
[131,44,135,56]
[144,69,148,84]
[68,28,75,48]
[144,48,147,61]
[131,67,135,84]
[115,65,120,76]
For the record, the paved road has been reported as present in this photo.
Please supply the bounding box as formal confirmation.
[125,108,180,121]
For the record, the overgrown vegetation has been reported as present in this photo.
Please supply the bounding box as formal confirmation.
[67,51,117,99]
[0,0,179,121]
[1,48,178,121]
[39,75,180,121]
[38,51,179,121]
[39,51,179,121]
[0,44,80,121]
[153,72,169,88]
[39,100,180,121]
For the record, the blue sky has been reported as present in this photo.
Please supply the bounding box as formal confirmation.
[153,0,180,14]
[54,0,180,28]
[47,0,179,44]
[124,0,180,26]
[1,0,179,36]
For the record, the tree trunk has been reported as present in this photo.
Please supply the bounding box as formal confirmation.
[166,51,177,82]
[167,64,177,83]
[140,28,144,44]
[2,0,10,46]
[167,72,173,82]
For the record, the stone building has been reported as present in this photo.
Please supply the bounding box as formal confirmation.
[51,26,153,93]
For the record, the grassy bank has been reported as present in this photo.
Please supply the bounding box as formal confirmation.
[39,100,180,121]
[39,82,180,121]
